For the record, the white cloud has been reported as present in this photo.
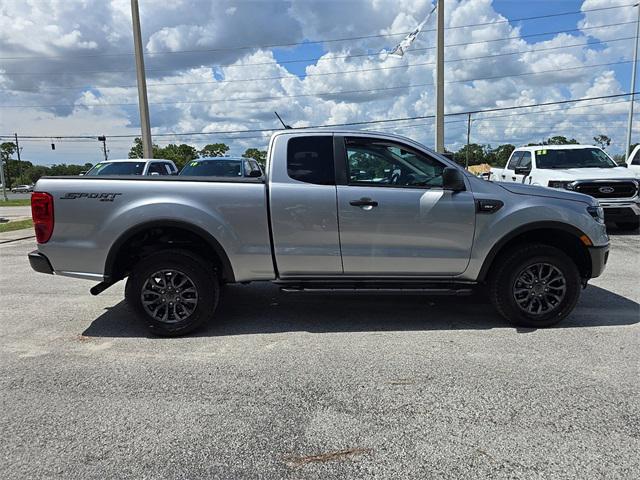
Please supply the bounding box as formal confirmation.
[0,0,637,163]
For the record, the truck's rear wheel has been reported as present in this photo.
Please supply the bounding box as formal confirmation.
[489,244,581,328]
[125,250,219,336]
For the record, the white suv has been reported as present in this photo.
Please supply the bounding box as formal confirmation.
[493,145,639,231]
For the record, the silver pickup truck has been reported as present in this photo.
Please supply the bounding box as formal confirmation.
[29,130,609,335]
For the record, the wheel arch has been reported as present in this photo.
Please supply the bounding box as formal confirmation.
[477,221,593,282]
[104,220,235,283]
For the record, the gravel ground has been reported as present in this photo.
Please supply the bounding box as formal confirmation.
[0,232,638,479]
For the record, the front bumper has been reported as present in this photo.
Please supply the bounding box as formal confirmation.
[587,245,609,279]
[28,251,53,275]
[601,202,640,222]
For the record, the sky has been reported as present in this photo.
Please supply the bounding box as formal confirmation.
[0,0,638,166]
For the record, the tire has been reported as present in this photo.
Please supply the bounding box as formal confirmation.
[125,250,220,336]
[488,244,581,328]
[615,220,639,231]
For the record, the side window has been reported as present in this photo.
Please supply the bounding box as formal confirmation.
[632,150,640,166]
[148,163,168,175]
[519,151,532,170]
[249,160,262,174]
[345,137,445,188]
[287,136,334,185]
[506,151,523,170]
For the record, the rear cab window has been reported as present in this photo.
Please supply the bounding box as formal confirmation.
[287,136,335,185]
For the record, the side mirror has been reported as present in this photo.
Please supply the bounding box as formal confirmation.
[246,169,263,178]
[514,166,531,175]
[442,167,466,192]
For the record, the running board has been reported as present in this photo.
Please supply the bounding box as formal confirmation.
[278,281,475,296]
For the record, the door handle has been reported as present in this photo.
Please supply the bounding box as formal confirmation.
[350,198,378,208]
[501,175,506,179]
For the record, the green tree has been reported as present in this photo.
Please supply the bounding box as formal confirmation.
[1,142,17,188]
[158,144,199,169]
[128,137,164,159]
[243,148,267,168]
[592,134,611,150]
[543,136,579,145]
[199,143,229,157]
[453,143,486,166]
[488,144,515,167]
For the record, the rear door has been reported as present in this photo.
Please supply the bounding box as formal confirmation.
[335,136,476,276]
[268,134,343,276]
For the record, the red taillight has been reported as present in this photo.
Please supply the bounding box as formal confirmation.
[31,192,54,244]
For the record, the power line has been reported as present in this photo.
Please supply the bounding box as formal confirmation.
[5,36,633,92]
[2,20,635,76]
[0,3,633,61]
[3,91,637,140]
[1,60,632,109]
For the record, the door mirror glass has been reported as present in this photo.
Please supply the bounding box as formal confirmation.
[442,167,466,191]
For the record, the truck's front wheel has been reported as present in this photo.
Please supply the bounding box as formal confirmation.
[489,244,581,328]
[125,250,219,336]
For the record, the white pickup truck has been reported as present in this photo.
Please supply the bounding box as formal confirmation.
[492,145,639,231]
[627,144,640,177]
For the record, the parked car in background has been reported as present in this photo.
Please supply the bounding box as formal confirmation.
[626,144,640,177]
[10,184,34,193]
[84,159,178,176]
[179,156,263,177]
[493,145,639,231]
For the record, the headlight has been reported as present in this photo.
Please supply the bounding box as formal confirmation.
[548,180,574,190]
[587,205,605,224]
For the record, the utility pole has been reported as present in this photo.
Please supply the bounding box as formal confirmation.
[435,0,445,153]
[98,136,108,161]
[625,2,639,160]
[131,0,153,158]
[465,113,471,169]
[0,155,7,201]
[14,133,22,181]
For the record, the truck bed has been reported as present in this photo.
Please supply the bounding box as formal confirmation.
[34,176,274,282]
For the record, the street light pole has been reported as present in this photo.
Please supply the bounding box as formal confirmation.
[435,0,445,153]
[131,0,153,159]
[0,156,7,201]
[625,3,639,160]
[465,113,471,169]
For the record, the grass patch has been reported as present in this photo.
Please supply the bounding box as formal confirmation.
[0,219,33,233]
[0,199,31,206]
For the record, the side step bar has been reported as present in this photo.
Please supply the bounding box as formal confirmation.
[277,280,475,296]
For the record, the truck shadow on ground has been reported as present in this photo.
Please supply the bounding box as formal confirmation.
[82,284,639,338]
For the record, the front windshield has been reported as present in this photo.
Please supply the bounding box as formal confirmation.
[85,162,145,175]
[535,148,617,169]
[180,159,242,176]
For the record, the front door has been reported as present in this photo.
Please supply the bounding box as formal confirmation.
[336,136,476,276]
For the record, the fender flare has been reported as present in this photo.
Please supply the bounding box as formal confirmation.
[476,220,590,282]
[104,219,235,282]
